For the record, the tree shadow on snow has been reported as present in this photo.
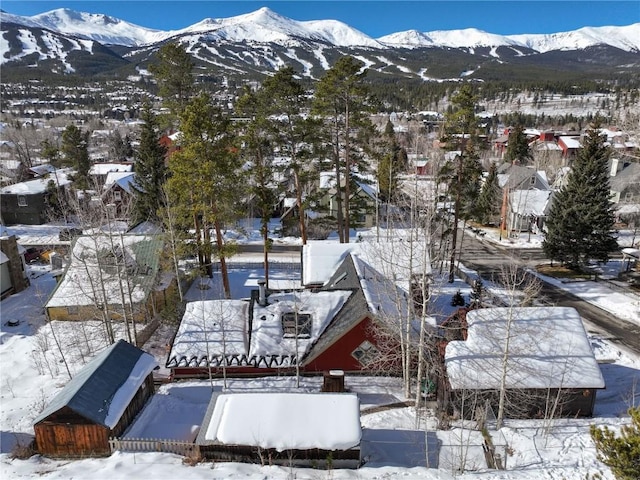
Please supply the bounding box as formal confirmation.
[0,431,35,454]
[360,429,440,468]
[594,363,640,417]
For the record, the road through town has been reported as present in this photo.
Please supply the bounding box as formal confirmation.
[457,232,640,356]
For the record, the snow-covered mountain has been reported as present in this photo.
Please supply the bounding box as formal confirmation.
[1,7,639,81]
[3,7,639,52]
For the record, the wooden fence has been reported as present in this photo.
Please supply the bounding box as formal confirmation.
[109,437,200,458]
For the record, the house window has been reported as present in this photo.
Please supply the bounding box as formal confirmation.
[351,340,379,367]
[113,190,122,202]
[18,195,27,207]
[67,306,79,315]
[624,192,634,203]
[529,176,536,186]
[282,312,312,338]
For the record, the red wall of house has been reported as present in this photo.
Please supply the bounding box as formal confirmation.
[303,317,377,373]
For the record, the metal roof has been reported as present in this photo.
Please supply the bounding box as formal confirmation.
[33,340,155,427]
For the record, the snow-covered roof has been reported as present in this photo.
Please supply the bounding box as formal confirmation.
[509,189,553,216]
[302,239,431,287]
[445,307,605,390]
[0,168,73,195]
[104,171,137,194]
[202,393,361,451]
[45,234,162,308]
[90,163,133,175]
[33,340,156,428]
[168,289,352,368]
[559,136,581,149]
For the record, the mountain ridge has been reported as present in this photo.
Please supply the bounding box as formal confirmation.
[3,7,639,52]
[1,7,639,84]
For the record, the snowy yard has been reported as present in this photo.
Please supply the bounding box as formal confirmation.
[0,223,639,479]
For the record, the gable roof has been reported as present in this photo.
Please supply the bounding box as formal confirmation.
[45,234,162,308]
[497,165,550,190]
[509,189,553,216]
[33,340,156,428]
[610,162,640,192]
[167,290,352,369]
[444,307,605,391]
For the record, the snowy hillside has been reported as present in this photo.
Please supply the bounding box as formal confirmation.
[3,7,639,52]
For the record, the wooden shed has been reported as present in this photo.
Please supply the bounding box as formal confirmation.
[196,392,362,468]
[33,340,157,457]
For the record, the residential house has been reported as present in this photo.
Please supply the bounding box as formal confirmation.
[196,392,361,467]
[557,135,582,159]
[0,169,72,225]
[167,240,431,378]
[497,165,551,234]
[101,171,138,219]
[609,159,640,226]
[45,233,167,323]
[440,307,605,419]
[33,340,156,457]
[89,163,133,188]
[0,234,29,299]
[507,189,554,234]
[317,172,379,229]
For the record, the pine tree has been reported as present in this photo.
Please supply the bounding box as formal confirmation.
[260,66,321,245]
[476,162,501,225]
[133,103,167,225]
[61,124,90,190]
[438,83,483,281]
[505,124,533,164]
[377,120,407,203]
[590,406,640,480]
[543,121,618,268]
[149,42,195,119]
[166,93,241,297]
[313,56,374,243]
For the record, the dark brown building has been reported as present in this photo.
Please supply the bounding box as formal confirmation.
[33,340,157,457]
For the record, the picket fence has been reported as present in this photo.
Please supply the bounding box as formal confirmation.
[109,437,200,458]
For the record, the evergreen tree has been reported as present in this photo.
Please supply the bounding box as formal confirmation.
[167,93,241,297]
[260,66,321,245]
[61,124,90,189]
[505,124,533,164]
[133,103,168,225]
[543,121,618,268]
[590,406,640,480]
[235,85,278,285]
[476,161,501,225]
[149,42,195,119]
[313,56,374,243]
[40,138,61,168]
[377,120,408,203]
[438,83,483,281]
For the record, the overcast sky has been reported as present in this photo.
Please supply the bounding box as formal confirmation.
[4,1,639,37]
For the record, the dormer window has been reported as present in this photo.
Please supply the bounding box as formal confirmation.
[282,312,312,338]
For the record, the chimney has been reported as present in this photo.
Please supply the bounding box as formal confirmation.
[257,279,267,307]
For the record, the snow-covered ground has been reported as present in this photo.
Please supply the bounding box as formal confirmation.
[1,222,638,479]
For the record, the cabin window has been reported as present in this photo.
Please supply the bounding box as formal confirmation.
[624,192,634,203]
[281,312,312,338]
[113,190,122,201]
[18,195,27,207]
[352,340,379,367]
[67,306,78,315]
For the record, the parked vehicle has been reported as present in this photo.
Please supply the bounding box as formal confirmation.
[24,247,42,263]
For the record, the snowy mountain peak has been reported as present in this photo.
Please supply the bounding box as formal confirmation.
[10,8,163,46]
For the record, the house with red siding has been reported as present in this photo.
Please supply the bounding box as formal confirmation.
[167,241,430,378]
